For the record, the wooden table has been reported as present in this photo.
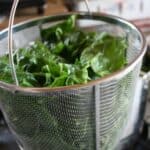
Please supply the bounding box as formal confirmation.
[0,1,67,30]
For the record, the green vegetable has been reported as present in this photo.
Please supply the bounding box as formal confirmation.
[0,15,127,87]
[0,15,128,150]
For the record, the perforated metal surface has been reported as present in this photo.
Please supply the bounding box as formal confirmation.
[0,13,146,150]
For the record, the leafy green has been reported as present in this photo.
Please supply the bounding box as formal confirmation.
[0,15,127,87]
[0,15,128,150]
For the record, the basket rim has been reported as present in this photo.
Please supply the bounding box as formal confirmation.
[0,12,147,93]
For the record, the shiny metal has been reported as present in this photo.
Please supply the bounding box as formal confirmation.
[0,12,146,92]
[0,12,147,150]
[94,85,100,150]
[84,0,91,14]
[8,0,19,85]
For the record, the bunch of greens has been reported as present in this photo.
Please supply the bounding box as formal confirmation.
[0,15,127,87]
[0,15,129,150]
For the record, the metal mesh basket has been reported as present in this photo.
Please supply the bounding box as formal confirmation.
[0,12,146,150]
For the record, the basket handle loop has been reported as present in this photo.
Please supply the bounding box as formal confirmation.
[84,0,91,14]
[8,0,90,86]
[8,0,19,86]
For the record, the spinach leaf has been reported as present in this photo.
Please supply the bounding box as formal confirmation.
[0,15,128,150]
[0,15,127,87]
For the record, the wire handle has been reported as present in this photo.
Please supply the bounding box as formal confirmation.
[84,0,91,14]
[8,0,90,86]
[8,0,19,86]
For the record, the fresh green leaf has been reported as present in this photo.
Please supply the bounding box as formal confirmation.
[0,15,127,87]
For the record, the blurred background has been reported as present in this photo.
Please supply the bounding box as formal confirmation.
[0,0,67,29]
[0,0,150,150]
[0,0,150,43]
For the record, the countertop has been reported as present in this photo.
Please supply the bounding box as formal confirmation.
[0,1,67,30]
